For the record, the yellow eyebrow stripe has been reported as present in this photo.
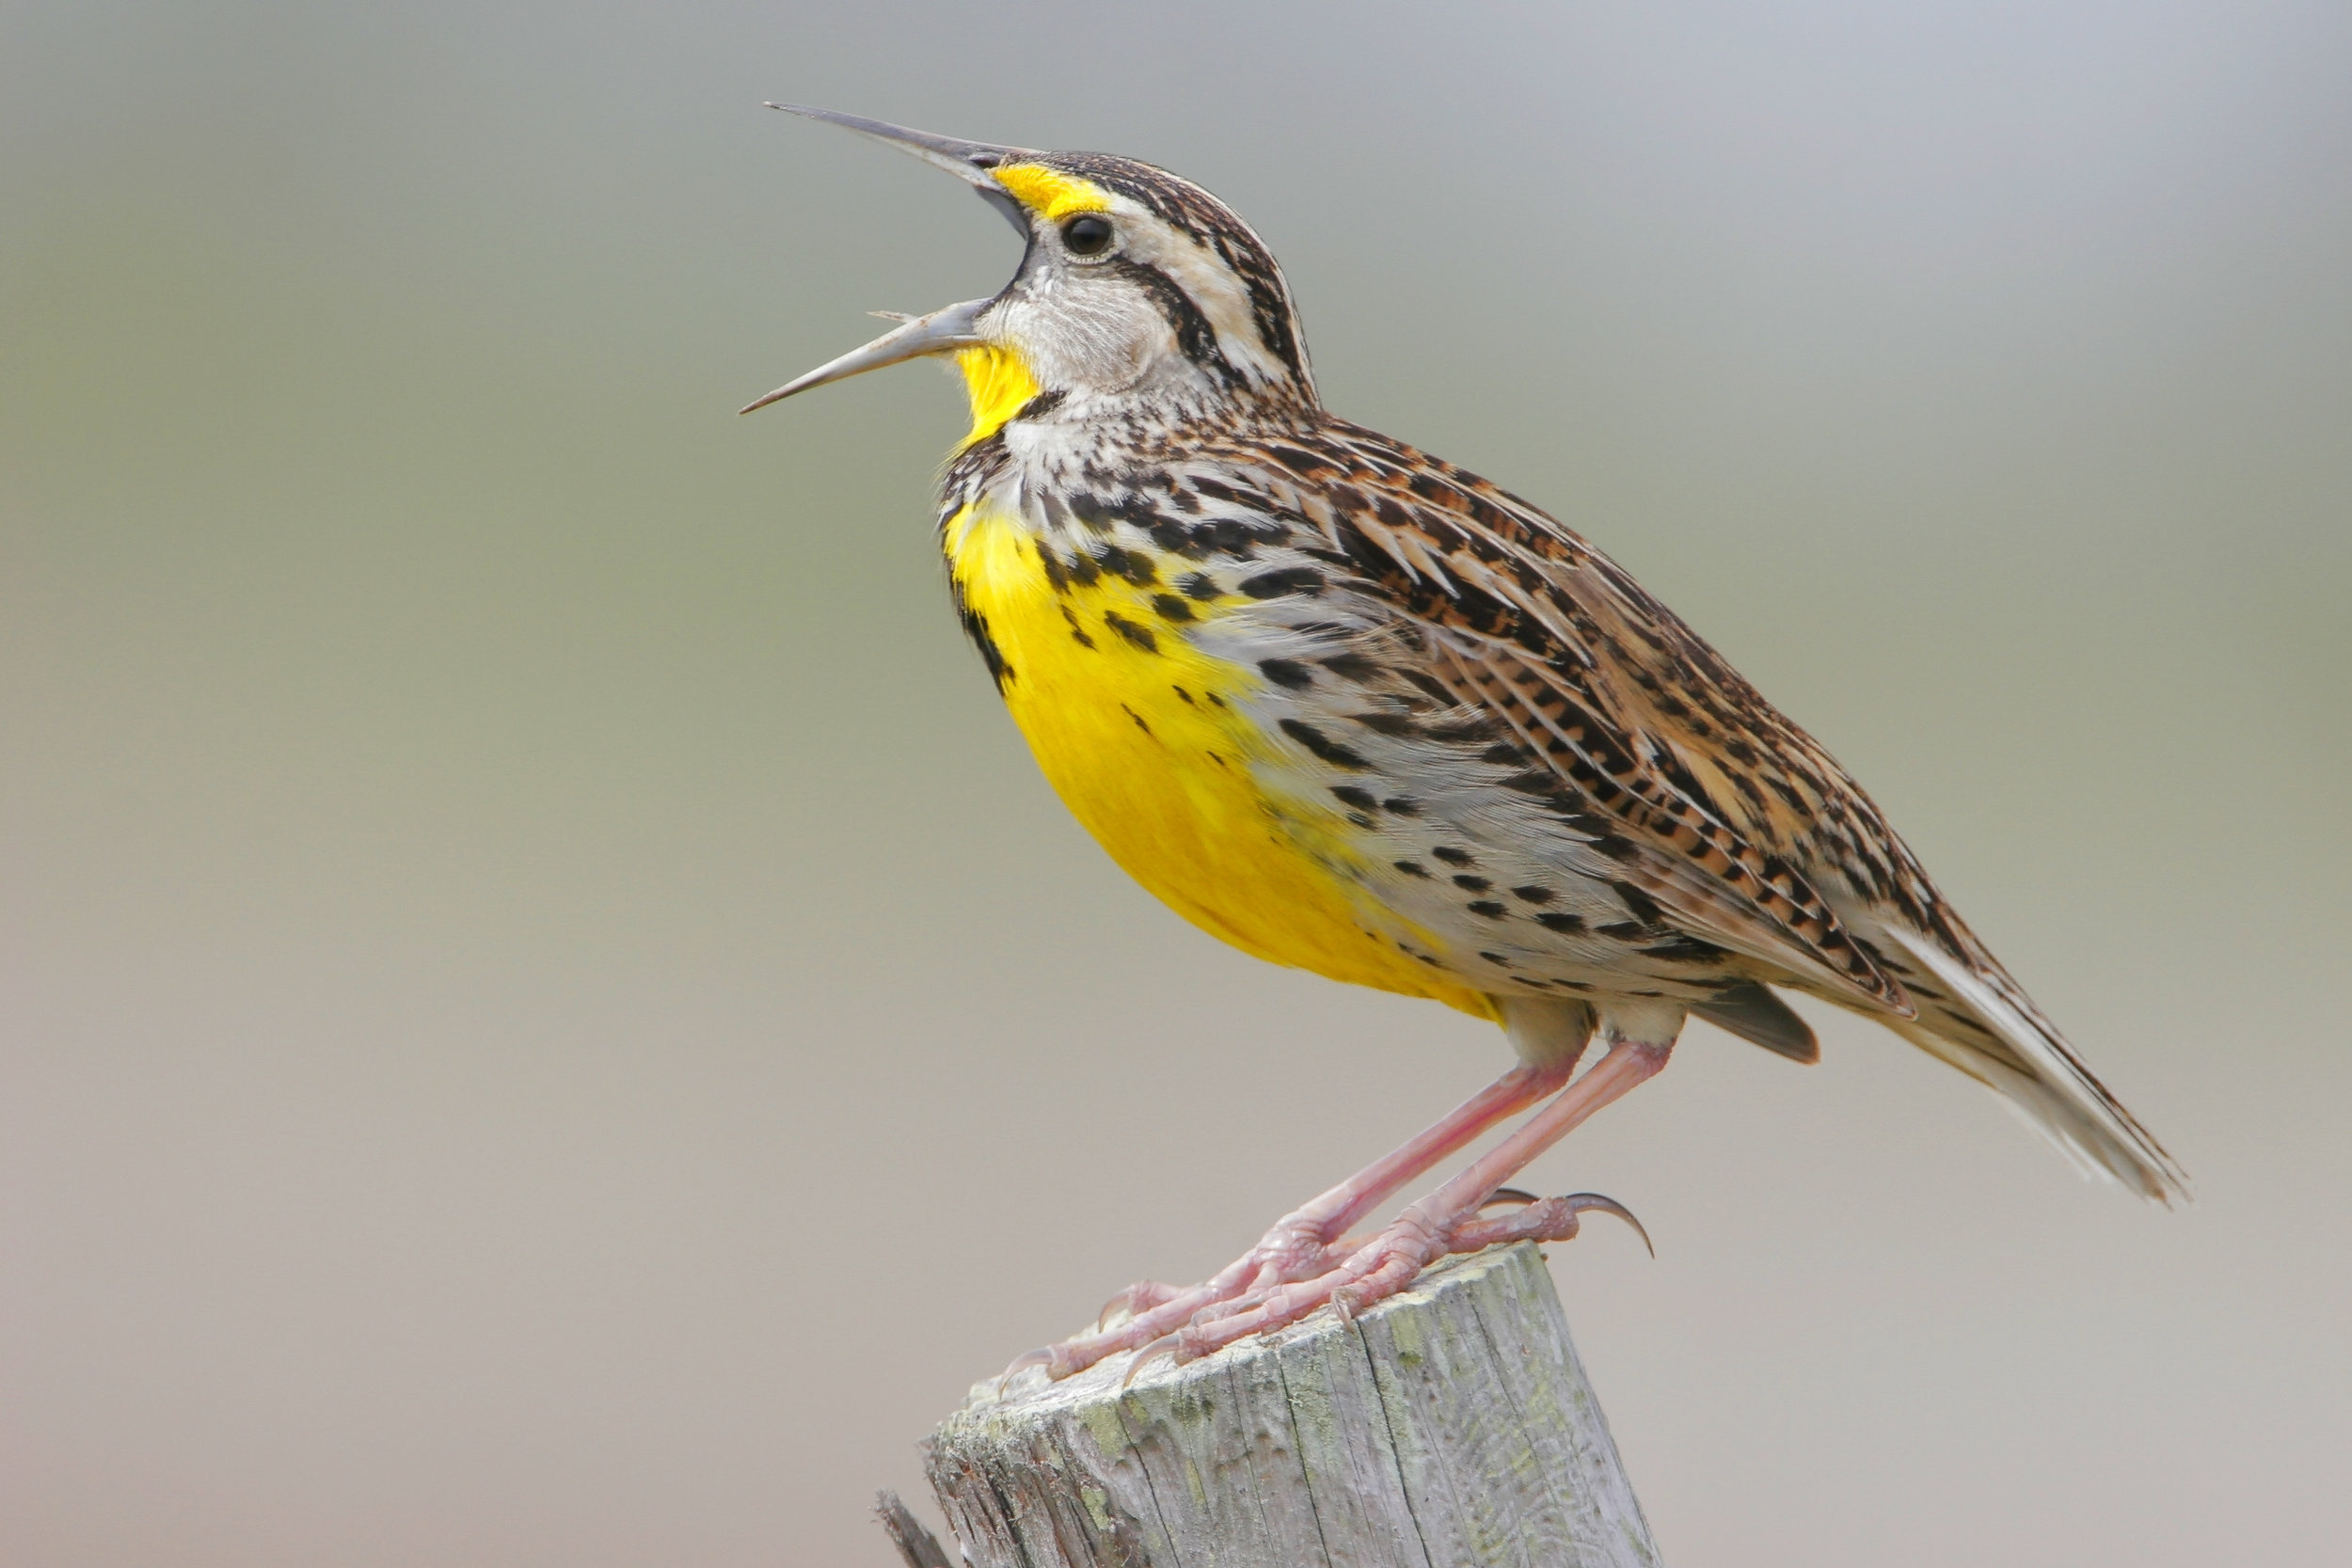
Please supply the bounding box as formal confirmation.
[990,164,1110,220]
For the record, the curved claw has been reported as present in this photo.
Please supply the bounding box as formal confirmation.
[1560,1192,1654,1258]
[997,1346,1056,1388]
[1096,1281,1181,1331]
[1477,1186,1542,1212]
[1121,1334,1184,1388]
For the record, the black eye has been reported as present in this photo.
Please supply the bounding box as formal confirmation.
[1061,214,1114,256]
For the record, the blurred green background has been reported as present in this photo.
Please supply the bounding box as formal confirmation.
[6,2,2348,1563]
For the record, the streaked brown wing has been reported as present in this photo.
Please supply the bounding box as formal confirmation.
[1248,421,1915,1018]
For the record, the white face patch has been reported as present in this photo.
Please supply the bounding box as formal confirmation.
[977,180,1307,409]
[992,259,1178,397]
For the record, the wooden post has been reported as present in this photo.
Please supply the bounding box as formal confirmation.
[891,1241,1661,1567]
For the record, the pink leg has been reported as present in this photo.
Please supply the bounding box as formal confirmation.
[1009,1053,1582,1381]
[1152,1038,1672,1369]
[1259,1056,1586,1245]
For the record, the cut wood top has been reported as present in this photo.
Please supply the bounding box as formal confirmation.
[926,1242,1661,1568]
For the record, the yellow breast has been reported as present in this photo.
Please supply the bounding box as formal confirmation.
[943,502,1495,1020]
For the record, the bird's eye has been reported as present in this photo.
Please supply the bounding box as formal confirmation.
[1061,214,1115,256]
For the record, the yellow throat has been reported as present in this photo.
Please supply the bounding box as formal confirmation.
[937,356,1501,1023]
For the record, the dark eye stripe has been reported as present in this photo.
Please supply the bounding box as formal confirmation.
[1106,259,1239,386]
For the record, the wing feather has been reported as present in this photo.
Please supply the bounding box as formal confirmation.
[1225,420,2185,1199]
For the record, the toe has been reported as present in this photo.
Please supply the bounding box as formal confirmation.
[1097,1280,1183,1330]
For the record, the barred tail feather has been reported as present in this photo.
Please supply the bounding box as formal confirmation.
[1876,924,2187,1205]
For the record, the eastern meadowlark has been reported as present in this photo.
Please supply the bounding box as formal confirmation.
[745,107,2185,1380]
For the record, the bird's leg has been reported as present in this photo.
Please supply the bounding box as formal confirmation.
[1009,1053,1581,1382]
[1152,1036,1674,1369]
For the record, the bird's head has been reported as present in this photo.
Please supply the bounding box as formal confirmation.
[742,107,1317,439]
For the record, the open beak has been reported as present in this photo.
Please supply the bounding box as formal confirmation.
[739,105,1040,417]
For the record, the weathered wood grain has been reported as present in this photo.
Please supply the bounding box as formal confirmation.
[918,1242,1660,1567]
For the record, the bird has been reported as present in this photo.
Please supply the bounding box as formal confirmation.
[743,106,2186,1380]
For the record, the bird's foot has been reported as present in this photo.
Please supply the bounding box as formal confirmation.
[1120,1192,1645,1379]
[1000,1192,1644,1388]
[1000,1208,1363,1384]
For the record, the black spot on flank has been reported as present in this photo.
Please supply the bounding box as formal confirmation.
[1172,685,1195,705]
[1644,935,1730,964]
[1070,628,1095,648]
[1382,797,1421,816]
[1431,846,1475,867]
[1468,901,1508,918]
[1149,521,1190,553]
[1094,543,1157,585]
[1067,551,1102,587]
[1331,785,1379,812]
[1267,445,1329,478]
[1425,717,1498,744]
[1510,885,1555,904]
[1278,719,1370,768]
[1185,518,1274,558]
[1066,493,1118,534]
[1120,704,1152,736]
[1206,692,1228,708]
[1152,594,1196,622]
[1351,710,1420,737]
[1179,571,1219,601]
[1346,812,1376,828]
[1393,860,1430,878]
[1587,832,1639,863]
[1259,658,1312,689]
[1038,547,1071,594]
[1207,751,1228,768]
[1597,922,1648,941]
[1399,668,1457,705]
[1320,653,1380,681]
[1611,881,1667,925]
[1482,742,1533,765]
[1500,770,1564,797]
[1112,491,1165,528]
[1239,566,1325,599]
[1478,952,1512,966]
[1451,875,1491,892]
[1534,911,1586,934]
[1103,612,1158,653]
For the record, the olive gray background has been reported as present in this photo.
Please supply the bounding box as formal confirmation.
[6,2,2348,1563]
